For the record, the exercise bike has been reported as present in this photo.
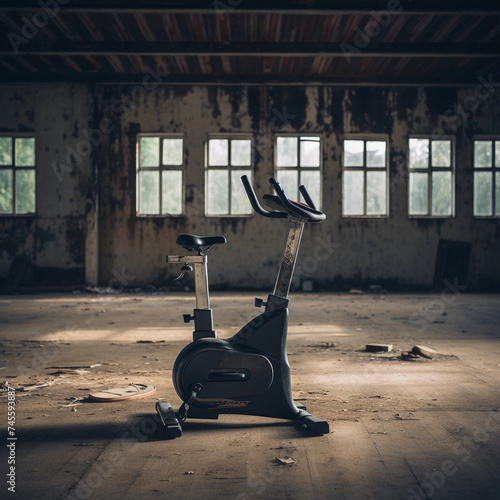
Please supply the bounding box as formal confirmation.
[156,176,329,438]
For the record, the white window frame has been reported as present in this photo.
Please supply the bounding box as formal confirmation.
[473,137,500,218]
[274,134,323,209]
[342,135,389,218]
[0,133,36,216]
[136,133,185,217]
[205,134,254,217]
[407,135,455,218]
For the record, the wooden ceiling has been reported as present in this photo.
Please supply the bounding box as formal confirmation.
[0,0,499,86]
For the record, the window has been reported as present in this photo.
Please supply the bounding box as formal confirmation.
[0,136,36,215]
[205,136,253,216]
[473,139,500,217]
[342,138,387,216]
[137,135,184,215]
[275,135,322,208]
[408,137,454,217]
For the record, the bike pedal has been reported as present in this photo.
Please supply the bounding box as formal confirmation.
[156,401,182,439]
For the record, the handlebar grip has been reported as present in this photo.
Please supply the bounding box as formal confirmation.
[241,175,287,219]
[299,185,316,210]
[270,178,326,223]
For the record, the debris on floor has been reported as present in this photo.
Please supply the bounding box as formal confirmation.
[49,364,102,370]
[60,396,87,408]
[401,345,457,361]
[88,383,156,402]
[366,344,393,352]
[274,457,297,466]
[304,342,338,349]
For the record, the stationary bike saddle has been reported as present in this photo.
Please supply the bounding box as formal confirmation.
[176,234,227,253]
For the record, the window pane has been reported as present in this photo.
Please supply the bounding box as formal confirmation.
[409,138,428,169]
[366,171,386,215]
[162,138,183,165]
[231,140,251,166]
[0,137,12,165]
[474,171,492,216]
[231,170,252,215]
[496,174,500,215]
[139,170,159,214]
[343,171,364,215]
[276,137,297,167]
[431,140,451,167]
[496,142,500,168]
[409,172,428,215]
[344,140,364,167]
[209,139,228,166]
[15,169,35,213]
[300,170,321,209]
[277,170,298,201]
[140,137,159,167]
[207,170,228,214]
[15,138,35,167]
[474,141,492,168]
[162,170,182,215]
[300,137,320,167]
[0,170,13,213]
[432,171,452,216]
[366,141,386,168]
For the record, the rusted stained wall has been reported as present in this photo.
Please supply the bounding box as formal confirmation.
[0,83,498,289]
[96,84,499,290]
[0,84,92,286]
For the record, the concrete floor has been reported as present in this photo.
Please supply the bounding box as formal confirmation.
[1,291,499,500]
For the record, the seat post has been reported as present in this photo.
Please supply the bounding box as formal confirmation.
[193,258,210,310]
[166,254,217,340]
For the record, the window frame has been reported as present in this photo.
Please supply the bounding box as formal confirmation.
[274,133,323,210]
[341,134,389,218]
[0,133,37,216]
[407,135,455,218]
[136,133,185,217]
[205,133,254,217]
[473,136,500,218]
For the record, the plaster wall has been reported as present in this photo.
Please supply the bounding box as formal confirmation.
[0,84,92,286]
[95,84,500,290]
[1,83,498,290]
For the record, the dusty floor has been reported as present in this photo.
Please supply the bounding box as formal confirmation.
[0,291,499,500]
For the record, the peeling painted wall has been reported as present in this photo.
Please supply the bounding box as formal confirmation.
[0,84,92,286]
[1,83,499,290]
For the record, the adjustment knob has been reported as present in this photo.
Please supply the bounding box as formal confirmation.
[254,298,267,308]
[183,314,195,323]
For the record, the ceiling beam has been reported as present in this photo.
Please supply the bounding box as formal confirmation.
[1,0,500,15]
[0,71,496,87]
[1,42,498,58]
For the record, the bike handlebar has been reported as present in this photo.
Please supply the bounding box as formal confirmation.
[241,175,288,219]
[241,175,326,223]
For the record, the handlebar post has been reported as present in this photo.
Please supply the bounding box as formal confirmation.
[273,218,305,299]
